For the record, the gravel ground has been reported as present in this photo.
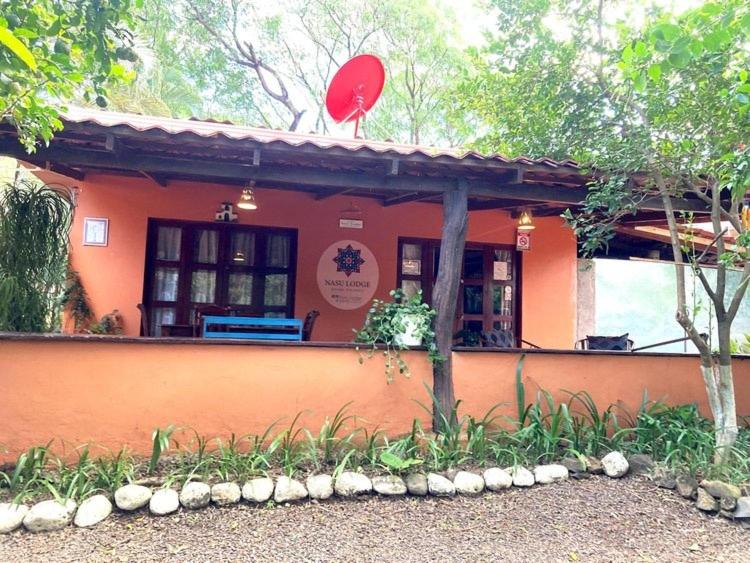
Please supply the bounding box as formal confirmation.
[1,476,746,563]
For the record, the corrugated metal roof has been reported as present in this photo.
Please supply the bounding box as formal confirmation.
[62,107,580,170]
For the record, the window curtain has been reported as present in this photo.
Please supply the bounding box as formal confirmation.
[266,235,290,267]
[194,230,218,264]
[156,227,181,260]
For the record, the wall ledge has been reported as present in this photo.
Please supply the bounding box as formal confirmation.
[1,332,748,361]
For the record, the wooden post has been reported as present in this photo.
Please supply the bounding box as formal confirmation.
[430,179,469,431]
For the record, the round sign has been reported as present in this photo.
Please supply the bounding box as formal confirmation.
[317,240,379,310]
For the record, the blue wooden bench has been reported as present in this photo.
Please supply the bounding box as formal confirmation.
[201,315,303,341]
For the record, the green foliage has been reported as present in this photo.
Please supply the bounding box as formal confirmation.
[149,425,176,475]
[0,0,138,148]
[4,395,750,503]
[61,270,94,332]
[0,181,73,332]
[355,289,439,382]
[378,451,422,474]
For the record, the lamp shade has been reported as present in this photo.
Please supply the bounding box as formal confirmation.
[517,209,535,231]
[237,186,257,210]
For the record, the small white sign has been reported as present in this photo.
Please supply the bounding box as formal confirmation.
[493,261,508,280]
[339,218,363,229]
[83,217,109,246]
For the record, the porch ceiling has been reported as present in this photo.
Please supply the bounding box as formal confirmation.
[0,108,712,215]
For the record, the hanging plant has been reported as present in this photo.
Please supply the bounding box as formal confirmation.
[0,181,73,332]
[354,289,440,383]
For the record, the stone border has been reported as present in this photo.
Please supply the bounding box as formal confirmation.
[1,452,748,534]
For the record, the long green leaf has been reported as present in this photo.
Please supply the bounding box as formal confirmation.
[0,27,37,70]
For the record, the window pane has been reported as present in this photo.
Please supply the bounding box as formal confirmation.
[493,285,513,315]
[193,229,218,264]
[464,250,484,279]
[402,243,422,275]
[156,227,181,260]
[493,320,513,331]
[264,274,288,306]
[264,311,286,318]
[191,270,216,303]
[401,279,422,299]
[463,285,483,315]
[231,231,255,266]
[151,307,175,337]
[266,234,290,267]
[228,273,253,305]
[153,267,179,301]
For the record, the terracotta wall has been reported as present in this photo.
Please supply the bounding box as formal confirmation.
[1,337,748,462]
[67,174,577,347]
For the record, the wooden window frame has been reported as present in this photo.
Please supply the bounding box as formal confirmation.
[143,218,298,333]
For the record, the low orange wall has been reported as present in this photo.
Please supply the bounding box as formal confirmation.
[1,336,749,462]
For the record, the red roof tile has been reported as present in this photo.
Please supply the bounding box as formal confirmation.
[62,107,580,171]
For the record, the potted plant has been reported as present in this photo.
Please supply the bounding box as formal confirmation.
[354,289,440,382]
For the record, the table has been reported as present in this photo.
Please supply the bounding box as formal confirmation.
[201,315,303,341]
[160,323,195,337]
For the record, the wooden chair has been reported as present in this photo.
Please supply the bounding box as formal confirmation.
[137,303,150,337]
[480,328,516,349]
[302,310,320,341]
[194,305,230,336]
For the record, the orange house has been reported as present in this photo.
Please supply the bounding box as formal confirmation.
[1,108,618,346]
[3,108,739,460]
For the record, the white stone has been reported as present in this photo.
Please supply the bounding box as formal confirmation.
[73,495,112,528]
[0,503,29,534]
[533,464,569,484]
[211,482,241,506]
[274,476,308,503]
[601,451,629,478]
[23,499,76,532]
[405,473,428,496]
[306,474,334,500]
[483,468,513,491]
[114,484,152,511]
[453,471,485,495]
[427,473,455,496]
[179,481,211,509]
[149,488,179,516]
[510,466,535,487]
[334,471,373,497]
[371,475,407,496]
[242,477,274,503]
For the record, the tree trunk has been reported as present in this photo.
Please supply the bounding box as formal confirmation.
[430,180,469,432]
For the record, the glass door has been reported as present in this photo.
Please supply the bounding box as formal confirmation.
[397,238,519,345]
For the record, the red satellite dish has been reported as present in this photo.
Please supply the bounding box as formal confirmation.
[325,54,385,138]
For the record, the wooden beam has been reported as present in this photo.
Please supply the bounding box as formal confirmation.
[104,134,122,154]
[44,161,85,181]
[0,140,712,213]
[430,179,469,432]
[140,171,168,187]
[315,187,356,200]
[382,192,438,207]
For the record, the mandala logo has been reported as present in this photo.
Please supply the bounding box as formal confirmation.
[333,244,365,277]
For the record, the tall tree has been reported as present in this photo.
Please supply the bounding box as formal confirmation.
[0,0,138,149]
[460,0,750,461]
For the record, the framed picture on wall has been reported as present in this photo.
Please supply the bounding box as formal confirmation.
[83,217,109,246]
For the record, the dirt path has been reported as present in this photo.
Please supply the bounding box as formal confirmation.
[1,476,746,562]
